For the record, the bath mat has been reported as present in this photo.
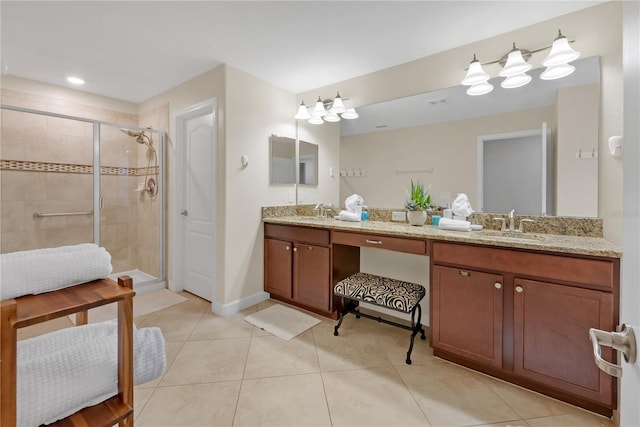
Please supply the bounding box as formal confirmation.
[244,304,321,341]
[69,289,188,324]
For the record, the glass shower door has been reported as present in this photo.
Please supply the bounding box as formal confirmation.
[99,123,163,287]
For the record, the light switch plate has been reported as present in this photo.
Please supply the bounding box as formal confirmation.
[391,211,406,221]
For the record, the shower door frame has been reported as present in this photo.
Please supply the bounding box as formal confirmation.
[0,104,167,289]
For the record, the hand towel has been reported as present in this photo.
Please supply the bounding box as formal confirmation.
[17,320,166,427]
[452,193,474,218]
[338,210,362,222]
[0,244,113,300]
[344,194,363,212]
[438,217,472,231]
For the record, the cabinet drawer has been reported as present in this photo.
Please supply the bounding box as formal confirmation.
[432,242,615,289]
[332,231,427,255]
[264,223,329,246]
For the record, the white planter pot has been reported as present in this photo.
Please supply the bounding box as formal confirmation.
[407,210,427,226]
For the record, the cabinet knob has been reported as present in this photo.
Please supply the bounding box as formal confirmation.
[515,286,524,293]
[285,246,290,251]
[293,247,298,252]
[494,282,502,289]
[307,245,313,250]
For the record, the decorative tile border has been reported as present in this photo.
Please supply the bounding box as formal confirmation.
[0,159,158,177]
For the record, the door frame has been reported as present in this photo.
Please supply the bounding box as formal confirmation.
[169,98,217,296]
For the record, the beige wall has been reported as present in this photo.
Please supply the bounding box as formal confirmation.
[139,64,299,308]
[299,1,623,244]
[556,84,599,217]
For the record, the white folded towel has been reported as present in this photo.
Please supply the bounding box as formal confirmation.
[438,217,472,231]
[344,194,363,213]
[0,244,113,300]
[338,210,362,222]
[17,320,166,427]
[452,193,474,218]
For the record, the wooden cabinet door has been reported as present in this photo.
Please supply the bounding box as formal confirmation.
[293,243,331,311]
[513,278,614,407]
[432,265,504,368]
[264,238,293,298]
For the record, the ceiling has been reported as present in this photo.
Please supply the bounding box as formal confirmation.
[0,1,604,104]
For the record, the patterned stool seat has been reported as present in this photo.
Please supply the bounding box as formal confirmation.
[334,272,426,313]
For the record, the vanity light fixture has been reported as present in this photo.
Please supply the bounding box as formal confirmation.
[461,54,494,96]
[462,30,581,96]
[294,92,358,125]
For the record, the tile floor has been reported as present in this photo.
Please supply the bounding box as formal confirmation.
[20,291,614,427]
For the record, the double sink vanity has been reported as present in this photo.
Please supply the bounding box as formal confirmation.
[262,209,621,417]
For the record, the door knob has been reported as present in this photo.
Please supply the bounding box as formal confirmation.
[181,210,188,216]
[589,324,637,378]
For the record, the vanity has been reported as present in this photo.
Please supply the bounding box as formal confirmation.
[262,213,621,417]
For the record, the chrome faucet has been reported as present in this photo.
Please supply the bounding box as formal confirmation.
[508,209,516,232]
[314,203,326,218]
[314,203,335,219]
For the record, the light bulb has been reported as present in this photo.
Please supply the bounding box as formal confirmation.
[461,55,490,86]
[294,101,311,120]
[329,92,346,114]
[466,82,494,96]
[540,63,576,80]
[543,31,581,67]
[501,73,532,89]
[499,48,532,77]
[312,96,327,117]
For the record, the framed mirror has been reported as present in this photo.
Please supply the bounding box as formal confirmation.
[270,135,296,184]
[270,135,319,186]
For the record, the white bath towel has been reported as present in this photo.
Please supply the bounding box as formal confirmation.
[17,320,165,427]
[338,210,362,222]
[438,217,472,231]
[0,244,113,300]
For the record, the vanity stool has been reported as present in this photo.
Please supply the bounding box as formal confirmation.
[333,272,426,364]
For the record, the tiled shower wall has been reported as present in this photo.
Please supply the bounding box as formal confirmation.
[0,88,166,280]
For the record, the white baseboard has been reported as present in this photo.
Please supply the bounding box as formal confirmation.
[211,291,270,316]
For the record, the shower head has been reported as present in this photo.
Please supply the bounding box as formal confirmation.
[120,128,152,145]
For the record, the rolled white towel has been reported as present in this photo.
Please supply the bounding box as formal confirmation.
[338,210,362,222]
[0,244,113,300]
[17,320,166,427]
[344,194,363,212]
[438,217,472,231]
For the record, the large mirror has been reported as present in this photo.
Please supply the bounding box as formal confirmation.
[339,56,600,217]
[270,135,319,186]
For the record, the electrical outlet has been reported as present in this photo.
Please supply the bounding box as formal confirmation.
[391,211,406,221]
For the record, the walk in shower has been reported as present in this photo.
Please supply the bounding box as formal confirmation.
[0,104,166,291]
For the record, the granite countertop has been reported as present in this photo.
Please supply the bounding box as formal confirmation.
[263,216,622,258]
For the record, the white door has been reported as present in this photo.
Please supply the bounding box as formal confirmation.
[176,104,216,301]
[620,2,640,425]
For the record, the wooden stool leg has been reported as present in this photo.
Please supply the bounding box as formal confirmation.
[1,300,18,427]
[117,276,134,427]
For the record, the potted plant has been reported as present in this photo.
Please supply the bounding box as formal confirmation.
[405,180,432,226]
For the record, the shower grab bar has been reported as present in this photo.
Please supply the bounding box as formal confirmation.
[33,210,93,219]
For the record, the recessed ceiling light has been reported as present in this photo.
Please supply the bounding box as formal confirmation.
[66,76,85,85]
